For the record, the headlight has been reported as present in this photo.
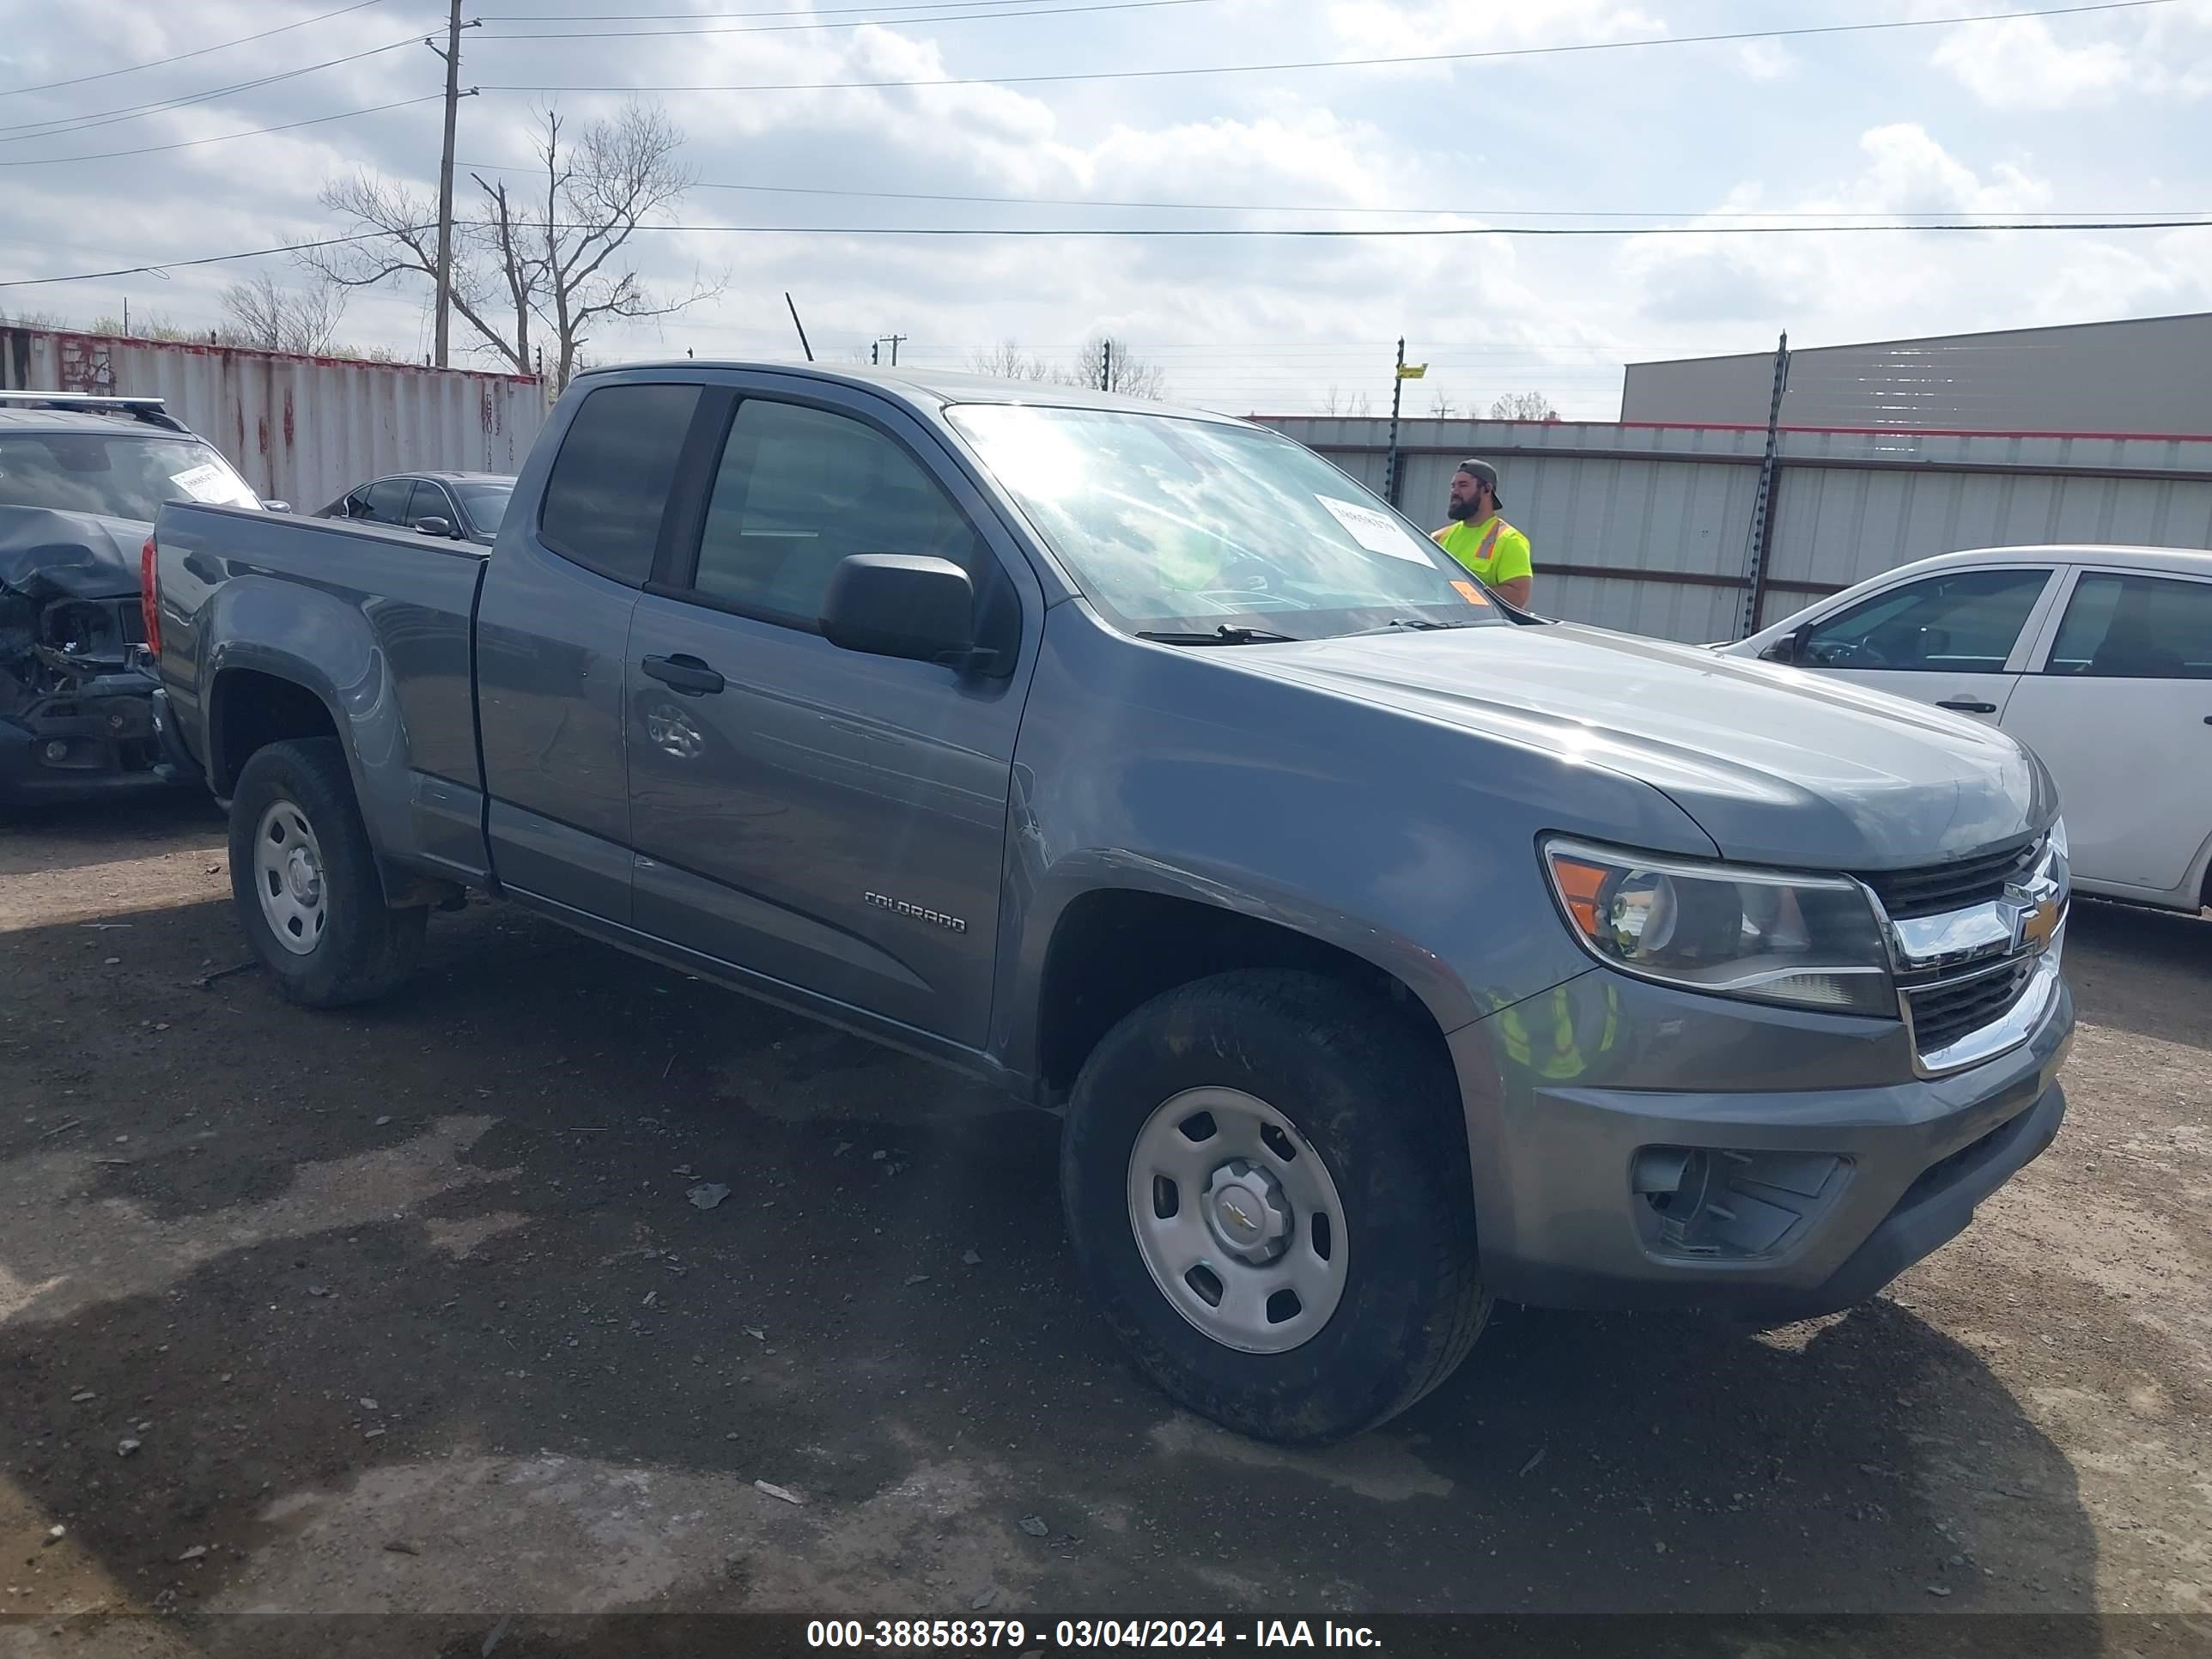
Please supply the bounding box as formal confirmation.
[1543,837,1896,1017]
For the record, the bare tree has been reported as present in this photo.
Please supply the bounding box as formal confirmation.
[1427,391,1458,419]
[305,170,532,374]
[0,308,68,331]
[304,100,719,388]
[521,102,720,391]
[967,338,1050,381]
[1316,386,1372,416]
[218,273,349,355]
[1054,334,1166,399]
[1488,391,1559,422]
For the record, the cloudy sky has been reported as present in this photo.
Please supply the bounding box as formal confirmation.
[2,0,2209,417]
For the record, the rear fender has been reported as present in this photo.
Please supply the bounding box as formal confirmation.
[204,600,420,904]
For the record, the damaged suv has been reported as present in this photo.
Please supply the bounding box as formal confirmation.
[0,393,264,805]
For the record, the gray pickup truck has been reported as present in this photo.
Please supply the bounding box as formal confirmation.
[149,362,2074,1443]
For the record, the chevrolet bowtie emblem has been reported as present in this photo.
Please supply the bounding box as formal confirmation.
[1222,1199,1255,1231]
[2020,896,2061,951]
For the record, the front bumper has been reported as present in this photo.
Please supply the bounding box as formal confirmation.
[0,671,188,805]
[1449,963,2074,1322]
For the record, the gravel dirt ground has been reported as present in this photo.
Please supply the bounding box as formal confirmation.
[1,796,2208,1650]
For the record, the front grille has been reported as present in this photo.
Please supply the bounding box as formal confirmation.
[1905,959,2033,1054]
[1857,838,2039,921]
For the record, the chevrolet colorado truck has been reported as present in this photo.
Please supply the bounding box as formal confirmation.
[149,362,2074,1443]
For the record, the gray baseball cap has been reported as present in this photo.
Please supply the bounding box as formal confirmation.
[1455,458,1504,507]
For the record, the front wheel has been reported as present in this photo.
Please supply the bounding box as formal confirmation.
[228,738,425,1007]
[1060,970,1490,1443]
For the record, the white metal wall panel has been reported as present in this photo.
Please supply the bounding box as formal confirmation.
[1267,417,1767,641]
[1759,429,2212,613]
[1265,414,2212,645]
[0,328,546,514]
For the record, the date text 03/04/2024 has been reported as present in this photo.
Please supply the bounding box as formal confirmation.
[805,1620,1383,1650]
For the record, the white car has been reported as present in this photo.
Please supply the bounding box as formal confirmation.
[1725,544,2212,915]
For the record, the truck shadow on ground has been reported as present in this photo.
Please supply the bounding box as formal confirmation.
[0,895,2100,1627]
[0,792,223,876]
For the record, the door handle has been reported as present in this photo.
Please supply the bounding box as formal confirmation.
[1937,697,1997,714]
[641,654,726,696]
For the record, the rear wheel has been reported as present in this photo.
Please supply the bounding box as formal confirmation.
[228,738,425,1007]
[1060,969,1489,1443]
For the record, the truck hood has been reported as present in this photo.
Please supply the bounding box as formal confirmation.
[0,506,145,602]
[1232,620,2054,870]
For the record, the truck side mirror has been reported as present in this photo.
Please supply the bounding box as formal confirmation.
[819,554,980,669]
[413,516,454,538]
[262,500,291,514]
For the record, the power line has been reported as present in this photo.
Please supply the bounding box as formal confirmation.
[0,0,394,100]
[8,211,2201,298]
[9,214,2201,289]
[0,94,447,168]
[457,161,2210,222]
[0,36,428,144]
[483,0,2179,94]
[0,227,434,289]
[480,0,1237,39]
[521,216,2212,236]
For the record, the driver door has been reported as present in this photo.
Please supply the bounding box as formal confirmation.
[623,381,1037,1047]
[1789,564,2063,726]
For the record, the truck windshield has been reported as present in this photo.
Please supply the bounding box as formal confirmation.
[945,404,1504,641]
[0,434,261,522]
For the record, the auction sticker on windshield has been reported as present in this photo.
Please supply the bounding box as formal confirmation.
[1316,495,1431,564]
[169,462,242,503]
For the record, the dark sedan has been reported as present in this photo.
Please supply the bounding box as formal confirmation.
[317,471,514,546]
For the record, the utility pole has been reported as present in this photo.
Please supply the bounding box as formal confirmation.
[427,1,477,370]
[1384,337,1406,507]
[1736,331,1791,639]
[875,333,906,367]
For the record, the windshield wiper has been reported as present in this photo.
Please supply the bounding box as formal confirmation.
[1135,625,1301,646]
[1342,617,1481,636]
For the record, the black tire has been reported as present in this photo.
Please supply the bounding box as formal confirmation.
[228,738,426,1008]
[1060,969,1490,1443]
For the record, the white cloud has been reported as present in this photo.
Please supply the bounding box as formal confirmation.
[1734,40,1796,81]
[1927,2,2212,110]
[1319,0,1665,69]
[3,0,2209,420]
[1929,17,2134,110]
[1607,122,2211,391]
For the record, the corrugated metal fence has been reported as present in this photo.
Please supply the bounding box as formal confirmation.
[0,328,547,515]
[1261,416,2212,642]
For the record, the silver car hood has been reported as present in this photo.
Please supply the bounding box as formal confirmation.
[1231,621,2056,871]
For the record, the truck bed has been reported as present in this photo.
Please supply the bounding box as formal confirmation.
[151,502,495,885]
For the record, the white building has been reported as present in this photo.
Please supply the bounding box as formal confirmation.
[1621,312,2212,437]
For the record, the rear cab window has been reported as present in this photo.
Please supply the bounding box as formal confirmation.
[538,384,702,586]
